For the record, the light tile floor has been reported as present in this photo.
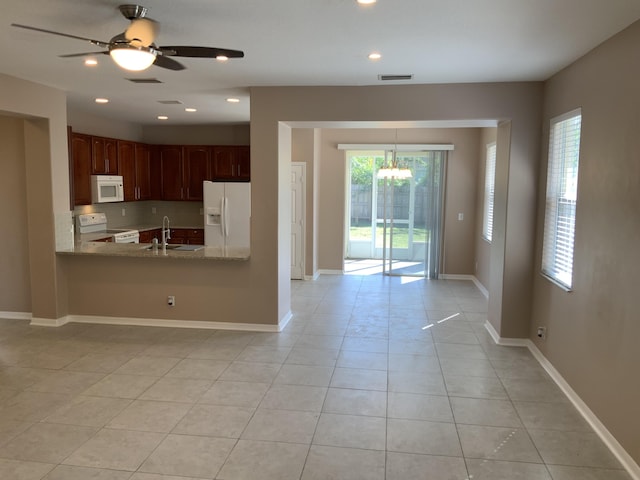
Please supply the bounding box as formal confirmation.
[0,274,632,480]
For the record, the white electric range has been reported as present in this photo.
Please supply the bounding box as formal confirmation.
[76,213,140,243]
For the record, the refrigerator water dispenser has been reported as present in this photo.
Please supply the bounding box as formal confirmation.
[206,207,221,226]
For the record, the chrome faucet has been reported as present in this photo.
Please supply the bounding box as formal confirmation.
[162,216,171,252]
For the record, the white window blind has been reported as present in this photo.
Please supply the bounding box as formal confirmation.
[482,142,496,242]
[541,109,582,289]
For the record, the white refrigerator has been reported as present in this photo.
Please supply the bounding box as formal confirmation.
[203,181,251,249]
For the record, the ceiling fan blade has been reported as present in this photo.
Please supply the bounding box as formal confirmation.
[125,18,158,47]
[153,54,185,71]
[158,46,244,59]
[11,23,110,48]
[59,51,109,58]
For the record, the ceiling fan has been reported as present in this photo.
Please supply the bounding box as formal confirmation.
[11,4,244,72]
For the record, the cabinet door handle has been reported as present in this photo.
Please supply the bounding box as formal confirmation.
[237,164,241,177]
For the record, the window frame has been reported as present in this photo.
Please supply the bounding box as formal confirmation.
[482,142,497,242]
[541,108,582,291]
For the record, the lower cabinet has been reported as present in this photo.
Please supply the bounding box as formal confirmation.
[167,228,204,245]
[139,228,202,244]
[139,229,162,243]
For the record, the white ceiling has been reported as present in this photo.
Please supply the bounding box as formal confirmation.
[2,0,640,126]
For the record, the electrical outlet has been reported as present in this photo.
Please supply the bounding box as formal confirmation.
[121,208,126,216]
[537,326,547,339]
[152,207,157,214]
[458,213,464,221]
[167,295,175,307]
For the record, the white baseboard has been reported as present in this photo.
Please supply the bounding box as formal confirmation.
[471,276,489,299]
[30,317,69,327]
[317,269,343,275]
[485,321,640,480]
[0,311,32,321]
[438,274,489,299]
[278,311,292,332]
[67,315,281,332]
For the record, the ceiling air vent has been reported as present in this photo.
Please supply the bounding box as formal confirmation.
[378,74,414,81]
[157,100,183,105]
[126,78,163,84]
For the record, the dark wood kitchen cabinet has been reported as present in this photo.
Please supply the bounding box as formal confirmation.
[91,136,118,175]
[71,132,93,206]
[119,140,152,201]
[167,228,204,245]
[159,145,209,201]
[183,146,209,201]
[134,143,152,200]
[159,145,184,200]
[211,146,250,181]
[139,228,162,243]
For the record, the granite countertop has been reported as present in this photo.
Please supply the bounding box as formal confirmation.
[58,241,250,261]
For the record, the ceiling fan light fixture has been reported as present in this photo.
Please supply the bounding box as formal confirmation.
[110,45,156,71]
[216,55,229,62]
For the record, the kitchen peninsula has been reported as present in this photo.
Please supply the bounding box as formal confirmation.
[58,241,250,260]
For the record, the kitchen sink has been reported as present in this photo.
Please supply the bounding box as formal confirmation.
[142,244,204,251]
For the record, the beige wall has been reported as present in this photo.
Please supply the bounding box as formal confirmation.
[475,128,497,289]
[141,124,250,145]
[67,108,143,141]
[1,74,542,341]
[0,74,69,321]
[532,20,640,464]
[251,83,542,334]
[0,116,30,314]
[312,128,481,274]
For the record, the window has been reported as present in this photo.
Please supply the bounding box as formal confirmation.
[482,142,496,242]
[541,109,582,289]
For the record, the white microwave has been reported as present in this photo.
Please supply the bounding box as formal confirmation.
[91,175,124,203]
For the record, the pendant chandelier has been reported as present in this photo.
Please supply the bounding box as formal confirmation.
[377,129,412,179]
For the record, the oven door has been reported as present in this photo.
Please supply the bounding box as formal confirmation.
[113,231,140,243]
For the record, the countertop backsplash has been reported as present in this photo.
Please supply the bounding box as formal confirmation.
[73,200,204,229]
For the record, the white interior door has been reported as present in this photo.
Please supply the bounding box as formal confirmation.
[291,163,305,279]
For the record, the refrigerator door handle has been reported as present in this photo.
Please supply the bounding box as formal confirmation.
[224,197,230,237]
[220,197,225,237]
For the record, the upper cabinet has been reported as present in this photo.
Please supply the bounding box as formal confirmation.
[211,146,250,182]
[118,141,153,201]
[183,146,210,201]
[71,133,93,206]
[159,145,184,201]
[134,143,153,201]
[159,145,212,201]
[69,128,249,206]
[91,136,118,175]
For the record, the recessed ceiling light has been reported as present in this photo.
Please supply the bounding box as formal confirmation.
[368,52,382,60]
[226,98,240,103]
[357,0,377,4]
[157,115,168,120]
[95,98,109,104]
[84,59,98,66]
[185,108,197,112]
[216,55,229,62]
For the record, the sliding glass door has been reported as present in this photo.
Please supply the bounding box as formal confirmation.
[347,150,446,278]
